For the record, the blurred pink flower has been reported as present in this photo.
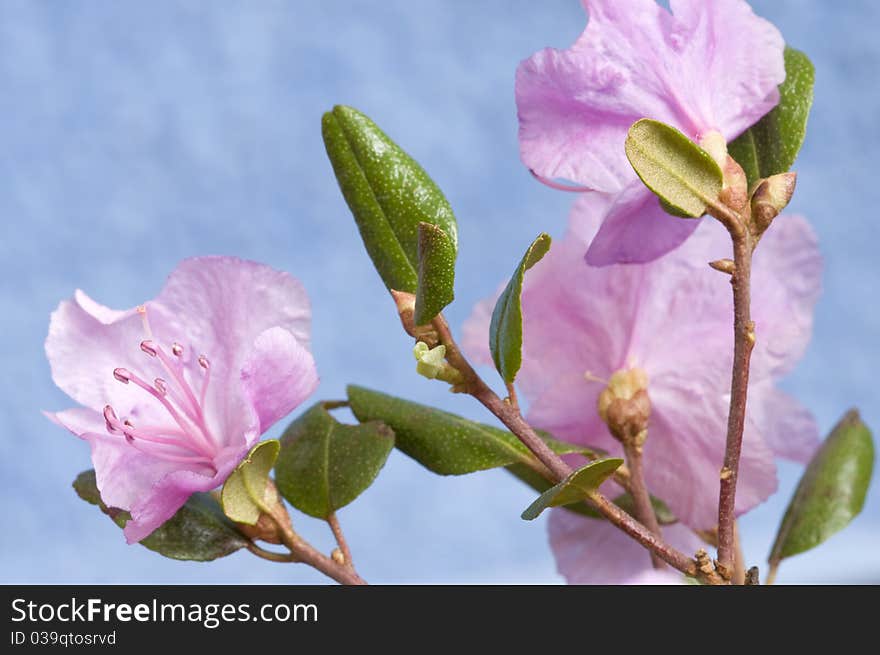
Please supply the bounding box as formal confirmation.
[550,508,699,584]
[46,257,318,543]
[463,196,822,581]
[516,0,785,265]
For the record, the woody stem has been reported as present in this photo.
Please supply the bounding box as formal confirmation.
[622,439,665,569]
[710,200,756,583]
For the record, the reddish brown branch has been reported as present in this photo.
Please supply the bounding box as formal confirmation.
[328,512,355,569]
[715,227,755,581]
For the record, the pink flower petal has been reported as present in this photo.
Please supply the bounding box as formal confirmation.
[583,182,701,266]
[526,371,614,454]
[52,407,252,542]
[750,215,823,380]
[50,408,184,511]
[460,294,496,368]
[517,0,785,264]
[621,569,688,585]
[747,383,820,464]
[150,256,311,371]
[549,507,704,584]
[121,446,246,543]
[74,289,138,324]
[241,327,319,433]
[647,384,778,529]
[518,0,784,191]
[45,296,164,415]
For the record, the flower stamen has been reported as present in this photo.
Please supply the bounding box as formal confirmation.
[109,353,216,457]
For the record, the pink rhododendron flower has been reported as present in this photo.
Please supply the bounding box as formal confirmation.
[45,257,318,543]
[463,196,822,581]
[516,0,786,264]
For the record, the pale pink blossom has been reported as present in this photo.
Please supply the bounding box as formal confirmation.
[46,257,318,543]
[516,0,786,264]
[463,196,821,581]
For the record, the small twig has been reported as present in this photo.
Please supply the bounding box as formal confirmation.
[708,199,756,582]
[766,561,780,586]
[505,382,519,412]
[430,313,721,584]
[322,400,351,410]
[622,440,664,569]
[247,542,298,563]
[262,507,366,585]
[733,521,746,585]
[327,512,354,568]
[745,566,761,586]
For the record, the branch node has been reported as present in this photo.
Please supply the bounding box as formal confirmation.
[709,258,736,275]
[745,566,761,585]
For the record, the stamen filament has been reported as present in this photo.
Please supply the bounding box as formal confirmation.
[122,435,217,471]
[114,367,216,455]
[106,414,212,456]
[152,344,209,434]
[198,355,211,411]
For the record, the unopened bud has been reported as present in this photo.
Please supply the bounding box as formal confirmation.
[751,172,797,235]
[699,132,748,212]
[413,341,465,386]
[414,342,446,379]
[230,479,289,544]
[390,289,439,345]
[709,259,736,275]
[719,156,748,212]
[331,548,346,565]
[597,368,651,447]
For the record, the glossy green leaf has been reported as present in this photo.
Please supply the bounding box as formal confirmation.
[729,48,815,186]
[347,385,591,475]
[275,403,394,519]
[769,410,874,566]
[73,470,249,561]
[414,222,456,324]
[625,118,723,218]
[521,458,624,520]
[489,233,551,383]
[221,440,280,525]
[321,105,458,294]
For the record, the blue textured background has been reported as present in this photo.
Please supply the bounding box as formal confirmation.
[1,0,877,584]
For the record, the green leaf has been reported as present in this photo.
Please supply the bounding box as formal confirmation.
[321,105,458,294]
[729,48,815,186]
[521,459,624,521]
[73,470,249,561]
[769,410,874,566]
[507,461,677,523]
[220,440,280,525]
[414,222,456,324]
[489,233,551,383]
[625,118,723,217]
[275,403,395,519]
[347,385,590,475]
